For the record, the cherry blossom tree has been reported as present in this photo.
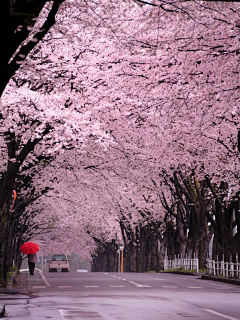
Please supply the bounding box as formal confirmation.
[0,0,65,96]
[1,0,240,279]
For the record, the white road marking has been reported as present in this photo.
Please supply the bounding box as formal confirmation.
[32,286,46,288]
[58,286,72,288]
[162,286,178,288]
[110,285,125,288]
[136,284,151,288]
[193,279,234,289]
[187,286,203,289]
[59,309,80,319]
[59,309,100,319]
[35,268,51,287]
[129,281,139,285]
[128,280,151,288]
[105,274,150,287]
[84,286,99,288]
[151,279,165,281]
[201,281,232,289]
[59,309,66,318]
[204,309,240,320]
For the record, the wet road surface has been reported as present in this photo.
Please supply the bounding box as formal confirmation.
[1,270,240,319]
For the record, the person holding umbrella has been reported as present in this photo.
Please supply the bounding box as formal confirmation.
[20,242,39,275]
[27,253,37,275]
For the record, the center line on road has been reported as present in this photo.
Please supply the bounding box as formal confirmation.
[129,281,139,285]
[32,286,46,288]
[128,281,151,288]
[84,286,99,288]
[110,285,125,288]
[136,284,151,288]
[151,279,165,281]
[187,286,203,289]
[204,309,240,320]
[58,286,72,288]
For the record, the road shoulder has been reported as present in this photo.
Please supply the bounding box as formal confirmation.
[201,274,240,286]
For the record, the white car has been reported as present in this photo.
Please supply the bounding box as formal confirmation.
[49,254,70,272]
[76,269,88,273]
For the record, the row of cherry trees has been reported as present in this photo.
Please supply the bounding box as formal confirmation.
[1,0,240,282]
[91,172,240,272]
[0,0,67,283]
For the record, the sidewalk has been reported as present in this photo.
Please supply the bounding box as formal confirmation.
[0,269,48,318]
[5,269,47,292]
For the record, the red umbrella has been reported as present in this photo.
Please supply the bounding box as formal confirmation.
[20,242,39,254]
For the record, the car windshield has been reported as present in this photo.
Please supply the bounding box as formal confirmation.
[51,254,67,261]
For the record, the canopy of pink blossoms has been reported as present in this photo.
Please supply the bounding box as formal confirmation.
[1,0,240,255]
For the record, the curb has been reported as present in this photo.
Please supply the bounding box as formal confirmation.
[161,271,200,276]
[0,305,5,318]
[35,268,51,287]
[201,274,240,286]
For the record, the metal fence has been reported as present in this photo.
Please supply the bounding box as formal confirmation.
[164,256,199,273]
[206,257,240,279]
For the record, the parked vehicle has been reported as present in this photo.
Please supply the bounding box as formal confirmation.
[76,269,88,273]
[49,254,70,272]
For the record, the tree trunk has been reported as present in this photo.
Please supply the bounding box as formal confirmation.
[175,208,187,256]
[91,240,118,272]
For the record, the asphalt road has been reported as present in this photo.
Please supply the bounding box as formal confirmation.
[2,271,240,320]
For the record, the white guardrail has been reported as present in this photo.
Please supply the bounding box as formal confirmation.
[164,257,199,273]
[206,258,240,279]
